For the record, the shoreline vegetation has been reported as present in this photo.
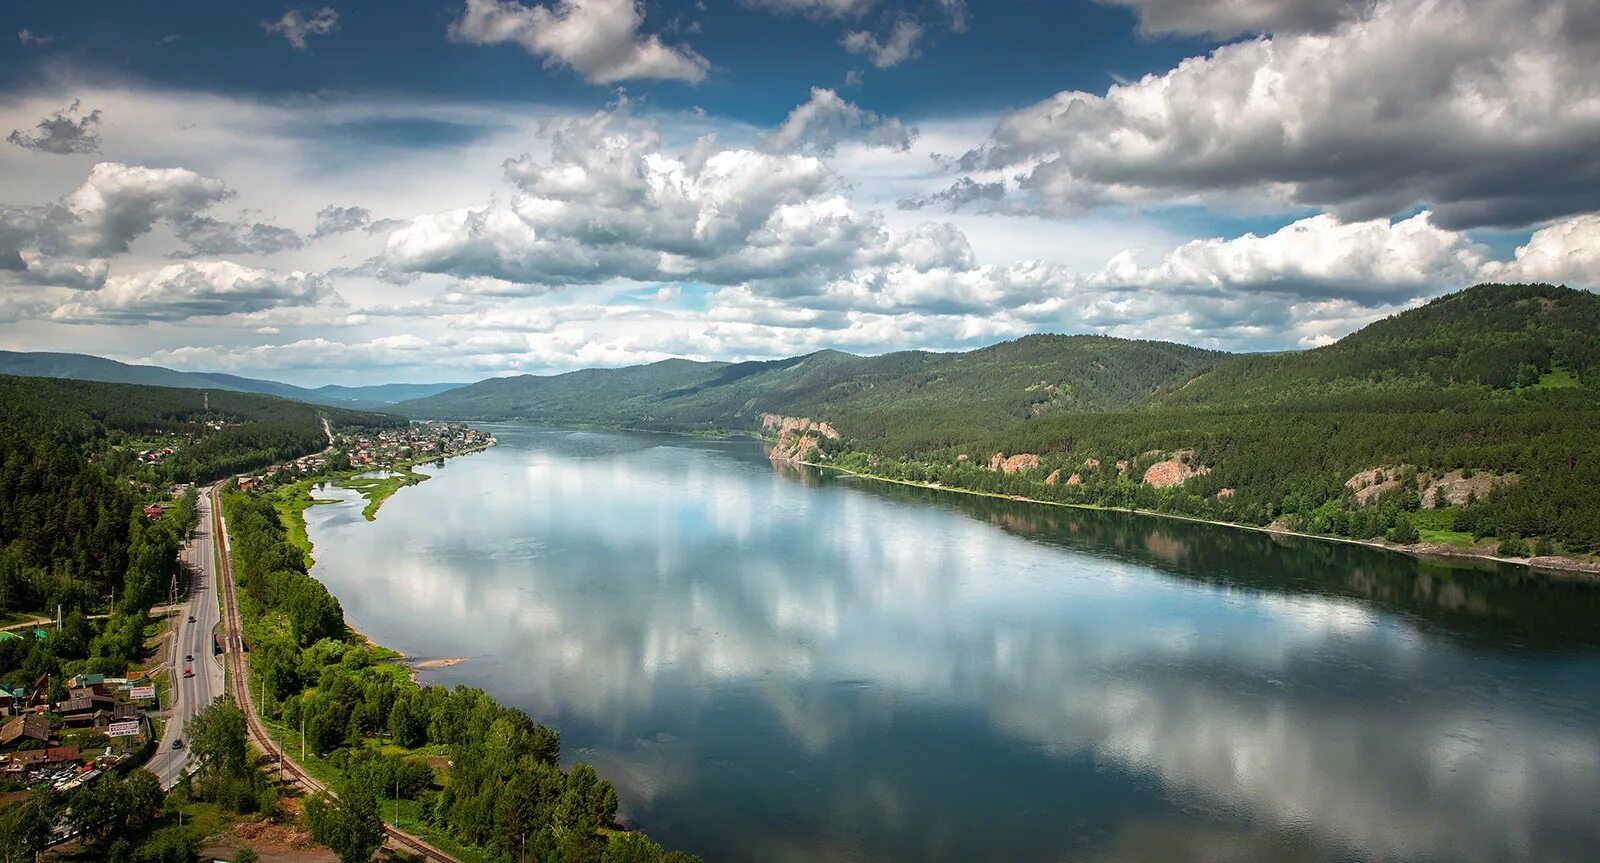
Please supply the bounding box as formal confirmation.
[798,459,1600,579]
[233,431,700,863]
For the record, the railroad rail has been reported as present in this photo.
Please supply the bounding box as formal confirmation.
[210,486,461,863]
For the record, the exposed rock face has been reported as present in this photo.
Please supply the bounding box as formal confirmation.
[1084,458,1101,471]
[1116,460,1130,474]
[1067,473,1083,486]
[1345,465,1412,505]
[1345,465,1519,508]
[956,453,969,462]
[1045,469,1062,485]
[763,414,839,463]
[1422,470,1514,507]
[1217,488,1235,499]
[1143,457,1211,489]
[989,452,1041,474]
[761,414,839,440]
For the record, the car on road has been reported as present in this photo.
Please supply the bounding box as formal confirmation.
[187,615,195,623]
[183,663,194,678]
[171,739,183,749]
[184,654,193,663]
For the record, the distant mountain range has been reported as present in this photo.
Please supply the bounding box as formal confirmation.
[393,335,1229,453]
[0,351,465,410]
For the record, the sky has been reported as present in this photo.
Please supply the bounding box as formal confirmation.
[1,0,1596,386]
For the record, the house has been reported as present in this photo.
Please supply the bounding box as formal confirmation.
[68,673,106,694]
[57,695,115,726]
[26,674,50,709]
[0,684,25,716]
[0,715,50,750]
[142,505,165,519]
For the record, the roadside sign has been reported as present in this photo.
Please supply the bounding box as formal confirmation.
[130,686,156,700]
[107,721,140,738]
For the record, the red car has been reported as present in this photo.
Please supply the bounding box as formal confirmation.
[183,663,194,678]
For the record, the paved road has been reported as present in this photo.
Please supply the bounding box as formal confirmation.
[148,485,226,789]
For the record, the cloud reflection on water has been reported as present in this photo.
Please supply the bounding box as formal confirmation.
[307,428,1600,862]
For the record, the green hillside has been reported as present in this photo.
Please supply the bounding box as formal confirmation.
[827,285,1600,555]
[398,335,1227,452]
[1155,283,1600,410]
[0,374,403,483]
[0,350,465,408]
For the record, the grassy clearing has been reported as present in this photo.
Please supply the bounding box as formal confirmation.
[1411,507,1475,547]
[266,476,345,563]
[334,469,429,521]
[1535,365,1581,389]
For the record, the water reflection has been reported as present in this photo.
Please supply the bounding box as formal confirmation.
[305,426,1600,863]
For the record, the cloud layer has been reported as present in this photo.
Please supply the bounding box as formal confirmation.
[943,0,1600,230]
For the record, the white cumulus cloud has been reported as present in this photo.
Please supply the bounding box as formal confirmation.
[447,0,710,84]
[949,0,1600,229]
[50,261,338,324]
[761,88,916,155]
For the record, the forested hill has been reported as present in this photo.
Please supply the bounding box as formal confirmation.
[860,284,1600,556]
[0,350,465,408]
[1153,283,1600,410]
[397,335,1227,453]
[0,375,403,483]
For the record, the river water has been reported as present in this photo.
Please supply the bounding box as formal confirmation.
[303,425,1600,862]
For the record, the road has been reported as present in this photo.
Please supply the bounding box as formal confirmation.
[148,485,226,789]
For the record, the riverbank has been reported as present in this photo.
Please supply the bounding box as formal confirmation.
[803,460,1600,579]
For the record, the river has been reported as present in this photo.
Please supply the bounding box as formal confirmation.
[303,425,1600,862]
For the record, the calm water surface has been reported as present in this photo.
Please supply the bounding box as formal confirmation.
[304,426,1600,863]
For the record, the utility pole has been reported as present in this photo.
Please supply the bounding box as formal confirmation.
[394,780,399,828]
[301,710,306,762]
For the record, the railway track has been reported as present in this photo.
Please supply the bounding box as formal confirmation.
[210,485,461,863]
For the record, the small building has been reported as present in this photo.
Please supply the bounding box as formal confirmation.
[68,673,107,694]
[142,505,165,519]
[0,715,50,751]
[57,695,115,726]
[0,684,24,716]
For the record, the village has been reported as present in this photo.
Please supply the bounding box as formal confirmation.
[234,421,495,493]
[0,670,155,794]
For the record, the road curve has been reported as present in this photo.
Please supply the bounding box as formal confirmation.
[211,484,462,862]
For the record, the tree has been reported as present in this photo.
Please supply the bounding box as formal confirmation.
[135,826,197,863]
[0,790,57,863]
[188,695,249,781]
[1498,536,1531,557]
[305,791,385,863]
[388,692,426,748]
[1386,517,1420,545]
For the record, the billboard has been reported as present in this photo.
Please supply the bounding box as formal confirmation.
[107,721,141,738]
[130,686,157,700]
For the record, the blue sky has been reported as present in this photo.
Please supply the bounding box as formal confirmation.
[1,0,1595,384]
[1,1,1198,118]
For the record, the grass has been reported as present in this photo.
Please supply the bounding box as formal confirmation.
[1534,365,1581,389]
[1408,507,1475,547]
[334,469,430,521]
[0,609,46,629]
[265,476,344,563]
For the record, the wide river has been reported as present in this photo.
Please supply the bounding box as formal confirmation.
[304,426,1600,863]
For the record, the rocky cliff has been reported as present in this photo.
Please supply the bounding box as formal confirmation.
[763,414,841,463]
